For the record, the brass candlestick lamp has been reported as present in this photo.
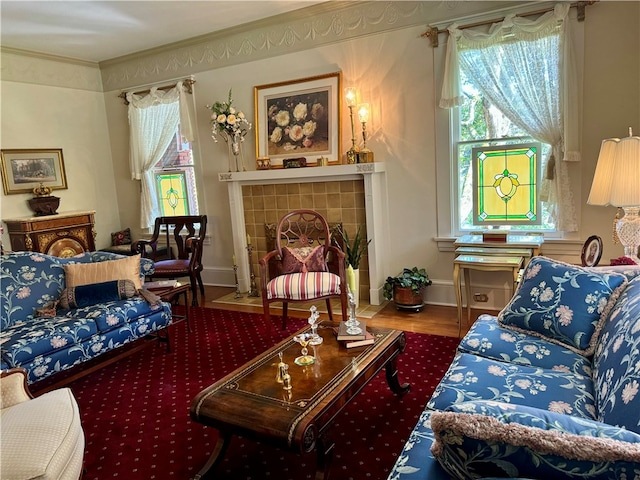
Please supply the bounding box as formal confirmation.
[357,103,374,163]
[344,87,360,164]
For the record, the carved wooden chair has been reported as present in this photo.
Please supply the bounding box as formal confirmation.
[259,209,348,329]
[134,215,207,306]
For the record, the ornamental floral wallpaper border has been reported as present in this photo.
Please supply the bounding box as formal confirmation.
[101,0,509,92]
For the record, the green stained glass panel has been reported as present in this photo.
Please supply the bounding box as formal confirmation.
[156,172,189,216]
[472,143,541,226]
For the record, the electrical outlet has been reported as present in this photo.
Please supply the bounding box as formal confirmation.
[473,293,489,302]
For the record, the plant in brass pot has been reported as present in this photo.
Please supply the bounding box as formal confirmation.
[383,267,432,312]
[337,225,371,302]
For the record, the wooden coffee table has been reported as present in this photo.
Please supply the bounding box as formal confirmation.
[190,325,410,480]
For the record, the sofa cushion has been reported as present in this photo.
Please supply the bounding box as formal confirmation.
[266,272,341,300]
[0,387,84,480]
[0,315,99,365]
[498,256,627,355]
[1,252,65,329]
[58,279,137,309]
[387,409,454,480]
[427,352,596,420]
[61,297,168,333]
[64,254,143,289]
[593,275,640,434]
[430,401,640,480]
[459,314,593,377]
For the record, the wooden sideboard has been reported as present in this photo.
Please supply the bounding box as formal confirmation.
[3,210,96,257]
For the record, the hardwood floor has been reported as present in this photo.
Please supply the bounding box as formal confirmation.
[200,285,499,339]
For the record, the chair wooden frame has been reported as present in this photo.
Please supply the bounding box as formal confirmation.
[259,210,348,329]
[134,215,207,306]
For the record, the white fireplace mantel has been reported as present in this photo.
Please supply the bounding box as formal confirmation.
[219,163,389,305]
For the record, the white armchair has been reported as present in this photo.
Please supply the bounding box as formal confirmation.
[1,368,84,480]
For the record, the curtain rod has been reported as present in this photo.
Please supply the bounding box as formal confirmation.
[118,78,196,105]
[422,1,596,47]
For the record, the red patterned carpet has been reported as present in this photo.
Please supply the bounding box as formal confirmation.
[68,307,458,480]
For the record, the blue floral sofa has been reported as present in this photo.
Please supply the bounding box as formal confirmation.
[389,257,640,480]
[1,251,172,384]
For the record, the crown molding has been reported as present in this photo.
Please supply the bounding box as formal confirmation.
[1,47,103,92]
[1,46,99,68]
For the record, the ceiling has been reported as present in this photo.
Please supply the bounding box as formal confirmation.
[0,1,326,63]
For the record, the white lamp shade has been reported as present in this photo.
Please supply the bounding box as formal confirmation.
[588,134,640,207]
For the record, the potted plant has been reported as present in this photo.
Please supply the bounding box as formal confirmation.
[337,225,371,305]
[383,267,432,312]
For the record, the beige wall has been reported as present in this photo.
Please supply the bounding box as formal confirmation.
[2,1,639,309]
[0,55,121,249]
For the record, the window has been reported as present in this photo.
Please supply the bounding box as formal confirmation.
[153,128,199,217]
[456,76,552,232]
[437,4,582,235]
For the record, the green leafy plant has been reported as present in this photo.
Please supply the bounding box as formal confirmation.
[383,267,432,300]
[338,225,371,269]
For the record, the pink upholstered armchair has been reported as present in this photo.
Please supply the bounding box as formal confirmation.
[259,209,348,329]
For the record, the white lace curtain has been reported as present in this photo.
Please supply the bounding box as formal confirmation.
[127,81,195,229]
[440,3,580,232]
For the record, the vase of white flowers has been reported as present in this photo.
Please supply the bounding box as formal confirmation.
[207,89,252,172]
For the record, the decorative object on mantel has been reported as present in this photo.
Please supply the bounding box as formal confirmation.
[587,127,640,263]
[28,183,60,216]
[246,234,259,297]
[1,148,67,195]
[317,156,329,167]
[256,156,271,170]
[207,89,252,172]
[283,157,307,168]
[344,86,360,164]
[356,103,374,163]
[254,72,342,168]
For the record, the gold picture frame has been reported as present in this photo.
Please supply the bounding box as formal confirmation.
[1,149,68,195]
[254,72,342,168]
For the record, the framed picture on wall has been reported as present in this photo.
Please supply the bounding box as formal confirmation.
[1,149,68,195]
[254,72,342,168]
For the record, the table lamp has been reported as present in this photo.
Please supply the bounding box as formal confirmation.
[587,127,640,263]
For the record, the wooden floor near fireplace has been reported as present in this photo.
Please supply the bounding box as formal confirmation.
[202,285,498,338]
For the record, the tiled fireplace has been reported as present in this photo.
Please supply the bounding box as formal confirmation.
[219,163,389,304]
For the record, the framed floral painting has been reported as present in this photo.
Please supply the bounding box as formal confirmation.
[1,148,68,195]
[254,72,342,168]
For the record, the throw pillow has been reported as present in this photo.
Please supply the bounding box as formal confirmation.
[59,279,137,309]
[111,228,132,246]
[63,254,142,290]
[498,256,627,355]
[431,401,640,480]
[281,246,327,274]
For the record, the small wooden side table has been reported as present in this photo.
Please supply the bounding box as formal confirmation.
[453,254,524,337]
[147,283,191,333]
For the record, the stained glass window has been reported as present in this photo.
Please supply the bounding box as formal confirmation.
[471,142,541,226]
[153,126,199,221]
[156,172,190,216]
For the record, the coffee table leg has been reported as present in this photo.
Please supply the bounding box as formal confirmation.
[315,434,335,480]
[385,357,411,396]
[192,431,232,480]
